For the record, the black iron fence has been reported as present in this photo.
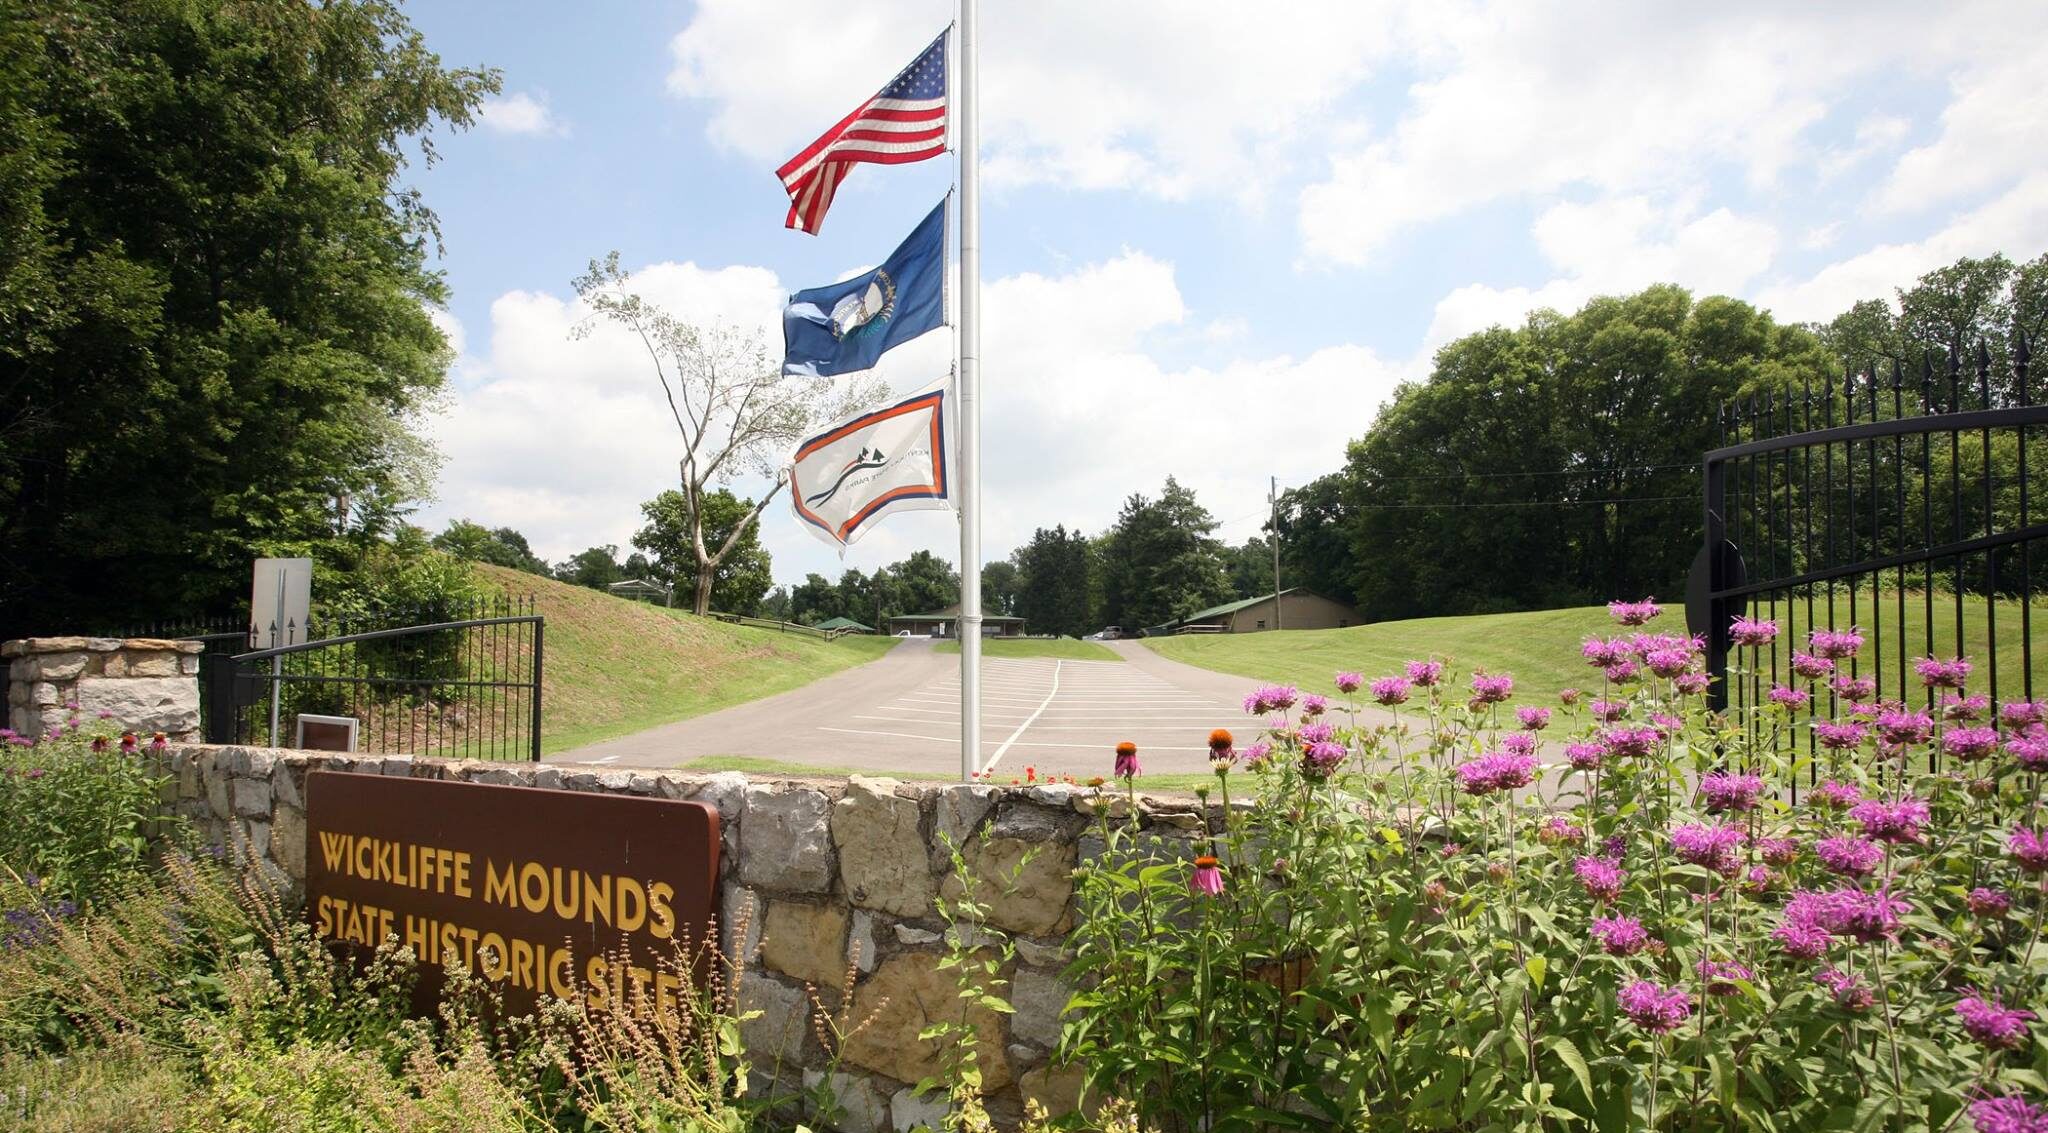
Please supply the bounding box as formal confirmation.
[1691,335,2044,755]
[201,595,543,761]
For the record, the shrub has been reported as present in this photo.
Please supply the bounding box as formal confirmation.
[1065,606,2048,1131]
[0,717,170,907]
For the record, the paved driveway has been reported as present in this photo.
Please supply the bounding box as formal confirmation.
[551,638,1260,778]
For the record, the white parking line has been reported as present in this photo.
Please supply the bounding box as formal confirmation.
[982,660,1062,776]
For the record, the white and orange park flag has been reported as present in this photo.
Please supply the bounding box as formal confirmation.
[787,375,954,550]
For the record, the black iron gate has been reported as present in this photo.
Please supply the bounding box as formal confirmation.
[1692,335,2044,741]
[202,610,544,762]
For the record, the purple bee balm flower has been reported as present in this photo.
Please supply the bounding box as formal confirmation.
[1698,772,1765,813]
[1944,726,2002,762]
[1728,616,1779,647]
[1769,684,1812,710]
[1812,721,1868,750]
[1969,1095,2048,1133]
[1617,979,1694,1034]
[1673,670,1710,696]
[1850,796,1930,844]
[1559,687,1583,706]
[1239,741,1274,769]
[1696,959,1754,997]
[1589,699,1628,723]
[1808,780,1862,811]
[1874,709,1935,746]
[1808,628,1865,660]
[1670,823,1746,874]
[1243,684,1300,715]
[1772,916,1832,960]
[1791,652,1836,681]
[1516,706,1551,731]
[1916,655,1974,689]
[1469,673,1514,704]
[1758,837,1801,867]
[1454,752,1537,795]
[1943,693,1991,721]
[1405,660,1444,687]
[1827,887,1911,943]
[1831,674,1877,702]
[1956,994,2036,1050]
[1815,835,1884,877]
[94,708,114,720]
[2007,734,2048,773]
[1538,817,1584,845]
[1601,726,1661,760]
[1300,693,1328,717]
[1565,742,1607,771]
[1370,676,1410,706]
[2009,827,2048,874]
[22,767,46,780]
[1297,721,1336,745]
[1650,713,1684,735]
[1499,731,1537,756]
[2000,701,2046,728]
[1643,648,1692,679]
[62,700,79,711]
[1590,914,1648,955]
[1813,967,1874,1012]
[1334,671,1363,694]
[1573,855,1625,902]
[1583,638,1630,668]
[1968,888,2013,917]
[1608,598,1663,626]
[1300,741,1346,781]
[1189,855,1224,897]
[1603,660,1641,684]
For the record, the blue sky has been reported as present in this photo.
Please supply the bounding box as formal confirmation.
[405,1,2048,590]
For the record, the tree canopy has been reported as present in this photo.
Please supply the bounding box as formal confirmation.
[633,489,773,616]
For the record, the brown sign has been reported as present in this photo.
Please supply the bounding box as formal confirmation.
[304,771,719,1018]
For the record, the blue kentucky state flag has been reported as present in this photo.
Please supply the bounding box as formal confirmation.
[782,199,945,377]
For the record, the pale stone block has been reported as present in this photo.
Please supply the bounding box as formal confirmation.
[231,776,272,818]
[834,776,935,918]
[739,786,833,893]
[941,836,1077,937]
[1018,1061,1089,1120]
[891,1086,951,1133]
[841,951,1013,1091]
[1008,966,1073,1048]
[759,900,850,989]
[272,805,307,879]
[848,910,879,974]
[802,1070,891,1133]
[735,971,812,1065]
[73,676,198,735]
[31,652,89,681]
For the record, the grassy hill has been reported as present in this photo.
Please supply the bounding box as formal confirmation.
[474,565,897,754]
[933,637,1122,661]
[1146,592,2048,704]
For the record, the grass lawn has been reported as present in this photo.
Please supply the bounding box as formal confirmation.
[1147,591,2048,704]
[682,755,1217,795]
[932,637,1122,661]
[475,565,899,754]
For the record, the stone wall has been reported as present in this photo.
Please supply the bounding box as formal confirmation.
[6,636,203,741]
[160,745,1215,1132]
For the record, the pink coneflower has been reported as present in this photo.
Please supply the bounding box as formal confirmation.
[1832,674,1877,702]
[1208,729,1236,773]
[1609,598,1662,626]
[1809,628,1865,660]
[1114,742,1140,779]
[1334,671,1363,694]
[1618,980,1693,1033]
[1590,914,1648,955]
[1874,709,1935,747]
[1769,685,1812,710]
[1943,693,1991,721]
[1370,676,1410,706]
[1728,616,1779,648]
[1815,836,1884,877]
[1758,837,1801,867]
[118,732,137,753]
[1670,823,1746,874]
[1916,655,1973,689]
[1814,967,1874,1012]
[1589,699,1628,723]
[1517,706,1551,731]
[1697,959,1754,996]
[1583,638,1630,668]
[1808,780,1862,811]
[1300,693,1328,717]
[2010,828,2048,874]
[1406,660,1444,687]
[1968,888,2013,917]
[1189,855,1224,897]
[1850,796,1930,844]
[1699,772,1766,813]
[89,735,108,753]
[1603,660,1641,684]
[1813,721,1868,750]
[1565,742,1607,771]
[1956,994,2036,1050]
[1575,856,1626,902]
[1469,673,1514,704]
[149,732,168,751]
[1673,671,1711,696]
[1791,652,1836,681]
[1944,726,2002,762]
[1559,688,1583,706]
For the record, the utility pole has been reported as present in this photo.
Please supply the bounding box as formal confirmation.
[1270,476,1282,631]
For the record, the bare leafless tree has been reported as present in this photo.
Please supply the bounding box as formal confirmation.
[572,252,883,614]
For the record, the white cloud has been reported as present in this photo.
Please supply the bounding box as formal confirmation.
[666,0,1400,204]
[1870,31,2048,215]
[479,92,569,137]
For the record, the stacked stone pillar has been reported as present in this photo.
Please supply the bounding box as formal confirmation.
[4,637,204,741]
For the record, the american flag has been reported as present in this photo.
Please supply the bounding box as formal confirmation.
[777,29,948,235]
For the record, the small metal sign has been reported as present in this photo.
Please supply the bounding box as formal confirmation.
[249,557,313,646]
[304,772,720,1018]
[295,715,358,752]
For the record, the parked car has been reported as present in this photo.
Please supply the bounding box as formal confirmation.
[1088,626,1123,641]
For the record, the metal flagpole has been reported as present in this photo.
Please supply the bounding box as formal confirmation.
[956,0,982,782]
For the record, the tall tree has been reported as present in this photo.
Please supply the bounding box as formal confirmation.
[1271,474,1356,606]
[1099,478,1232,631]
[0,0,497,636]
[790,573,842,624]
[981,560,1022,617]
[571,257,881,615]
[1014,525,1097,638]
[554,546,623,590]
[889,550,960,617]
[1227,537,1276,601]
[431,520,548,575]
[632,489,773,616]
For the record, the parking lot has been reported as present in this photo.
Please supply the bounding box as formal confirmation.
[553,639,1254,778]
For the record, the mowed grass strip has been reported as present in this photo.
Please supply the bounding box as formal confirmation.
[932,637,1123,661]
[475,565,898,754]
[682,755,1218,795]
[1146,592,2048,704]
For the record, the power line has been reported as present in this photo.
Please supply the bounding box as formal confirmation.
[1355,460,1704,486]
[1352,494,1695,511]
